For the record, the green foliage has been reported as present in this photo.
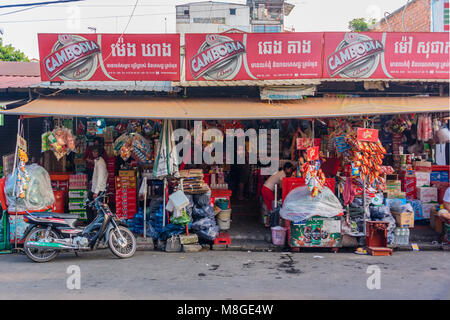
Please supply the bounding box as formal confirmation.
[348,18,377,32]
[0,37,29,62]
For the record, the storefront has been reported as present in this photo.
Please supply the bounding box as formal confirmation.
[1,92,449,252]
[0,30,449,254]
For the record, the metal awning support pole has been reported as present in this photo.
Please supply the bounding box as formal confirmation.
[162,177,166,228]
[143,177,148,239]
[12,118,22,251]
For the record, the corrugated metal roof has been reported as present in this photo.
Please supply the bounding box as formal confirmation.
[0,75,42,89]
[174,78,449,86]
[173,79,322,87]
[0,61,40,76]
[31,81,180,92]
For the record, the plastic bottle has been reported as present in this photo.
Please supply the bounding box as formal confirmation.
[405,228,410,245]
[394,228,400,245]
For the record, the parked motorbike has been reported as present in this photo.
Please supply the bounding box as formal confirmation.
[22,193,136,263]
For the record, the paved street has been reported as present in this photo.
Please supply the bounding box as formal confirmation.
[0,249,448,300]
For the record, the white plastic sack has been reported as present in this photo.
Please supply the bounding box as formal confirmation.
[280,186,343,222]
[4,164,55,213]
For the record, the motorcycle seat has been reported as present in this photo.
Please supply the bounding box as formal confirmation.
[29,212,81,220]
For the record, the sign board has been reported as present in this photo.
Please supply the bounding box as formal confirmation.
[185,32,323,81]
[323,32,449,79]
[357,128,379,142]
[38,33,180,81]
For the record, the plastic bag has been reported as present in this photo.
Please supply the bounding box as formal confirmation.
[192,217,216,231]
[5,164,55,213]
[196,225,219,241]
[369,205,389,221]
[192,205,215,219]
[390,203,414,214]
[280,186,343,223]
[170,209,191,225]
[194,192,211,207]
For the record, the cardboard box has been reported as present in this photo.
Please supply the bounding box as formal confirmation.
[407,200,424,220]
[414,171,430,187]
[392,211,414,228]
[385,198,407,208]
[416,187,438,203]
[386,190,406,199]
[430,171,449,183]
[414,161,432,168]
[119,170,135,177]
[422,203,438,219]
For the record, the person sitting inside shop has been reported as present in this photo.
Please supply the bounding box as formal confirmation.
[261,162,295,212]
[438,187,450,223]
[86,146,108,223]
[84,137,105,181]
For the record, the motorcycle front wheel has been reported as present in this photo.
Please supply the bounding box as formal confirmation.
[24,227,60,263]
[108,226,136,259]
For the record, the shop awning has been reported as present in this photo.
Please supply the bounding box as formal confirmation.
[1,96,448,120]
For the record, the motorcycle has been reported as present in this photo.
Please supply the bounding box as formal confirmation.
[22,193,136,263]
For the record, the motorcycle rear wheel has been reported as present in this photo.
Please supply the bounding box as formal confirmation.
[108,226,136,259]
[24,227,60,263]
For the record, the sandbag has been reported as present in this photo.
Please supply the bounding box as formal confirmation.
[280,186,343,222]
[4,164,55,213]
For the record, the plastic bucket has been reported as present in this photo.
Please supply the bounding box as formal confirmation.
[217,209,231,230]
[271,226,287,246]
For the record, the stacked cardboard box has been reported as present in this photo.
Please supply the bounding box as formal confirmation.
[115,170,137,220]
[68,174,88,220]
[416,186,438,219]
[106,157,116,204]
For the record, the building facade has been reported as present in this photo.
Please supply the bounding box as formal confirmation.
[372,0,449,32]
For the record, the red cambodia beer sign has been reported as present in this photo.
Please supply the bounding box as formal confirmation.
[323,32,449,79]
[38,33,180,81]
[185,32,323,81]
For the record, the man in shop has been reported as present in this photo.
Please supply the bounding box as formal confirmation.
[86,146,108,223]
[84,137,105,181]
[261,162,295,212]
[438,187,450,223]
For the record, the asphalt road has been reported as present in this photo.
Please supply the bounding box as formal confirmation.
[0,249,448,300]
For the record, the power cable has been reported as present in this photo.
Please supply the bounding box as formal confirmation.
[0,7,247,24]
[0,0,83,9]
[0,4,50,17]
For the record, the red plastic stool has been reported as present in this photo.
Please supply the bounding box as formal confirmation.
[214,232,231,246]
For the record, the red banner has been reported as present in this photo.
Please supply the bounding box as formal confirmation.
[323,32,449,79]
[296,138,321,150]
[357,128,379,142]
[38,33,180,81]
[185,32,323,81]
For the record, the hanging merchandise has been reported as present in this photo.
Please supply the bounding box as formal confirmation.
[77,121,85,136]
[41,132,51,152]
[16,149,30,199]
[113,133,152,164]
[346,131,386,186]
[302,160,326,198]
[417,114,432,141]
[45,127,76,160]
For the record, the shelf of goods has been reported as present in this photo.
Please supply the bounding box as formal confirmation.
[282,177,342,249]
[115,170,137,220]
[68,174,88,220]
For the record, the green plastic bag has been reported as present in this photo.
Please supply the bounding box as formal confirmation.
[170,208,191,225]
